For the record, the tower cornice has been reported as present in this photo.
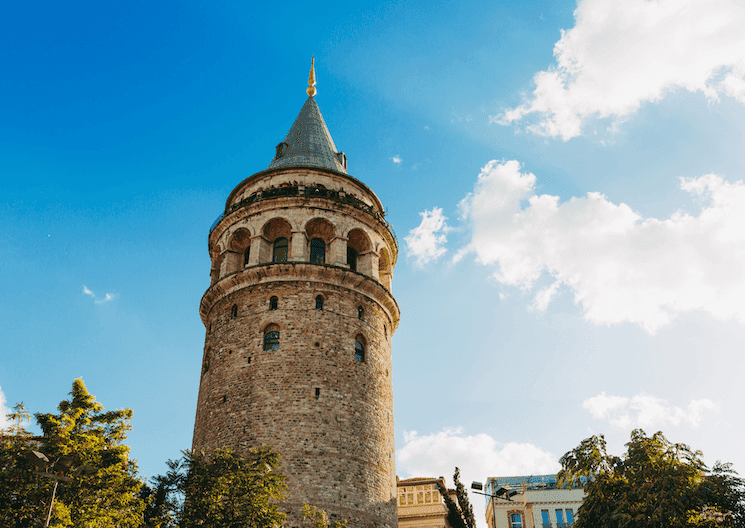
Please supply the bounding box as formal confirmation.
[224,166,385,215]
[199,262,401,331]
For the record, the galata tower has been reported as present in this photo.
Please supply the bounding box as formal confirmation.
[192,60,400,528]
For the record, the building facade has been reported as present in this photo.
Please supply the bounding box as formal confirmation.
[192,63,400,528]
[484,475,584,528]
[397,476,456,528]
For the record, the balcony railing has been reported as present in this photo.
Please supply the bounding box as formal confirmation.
[209,185,397,250]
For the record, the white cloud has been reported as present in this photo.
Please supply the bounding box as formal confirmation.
[83,285,114,304]
[392,156,403,164]
[0,386,12,431]
[459,160,745,333]
[584,391,719,429]
[495,0,745,140]
[398,428,560,528]
[405,207,450,267]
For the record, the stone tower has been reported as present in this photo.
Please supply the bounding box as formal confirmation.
[192,61,400,528]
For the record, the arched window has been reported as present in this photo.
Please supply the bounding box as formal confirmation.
[357,306,364,319]
[310,238,326,264]
[231,304,238,318]
[264,326,280,351]
[354,335,365,362]
[270,296,278,310]
[273,237,288,262]
[315,295,324,310]
[347,247,358,272]
[243,246,251,266]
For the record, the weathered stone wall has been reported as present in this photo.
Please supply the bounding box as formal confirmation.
[193,166,399,528]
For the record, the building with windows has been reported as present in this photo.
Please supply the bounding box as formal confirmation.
[484,475,585,528]
[397,476,457,528]
[191,61,400,528]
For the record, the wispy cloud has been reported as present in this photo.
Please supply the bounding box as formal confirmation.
[404,207,450,267]
[82,285,114,304]
[398,427,559,527]
[496,0,745,140]
[0,386,12,431]
[458,160,745,333]
[584,391,720,429]
[391,155,402,164]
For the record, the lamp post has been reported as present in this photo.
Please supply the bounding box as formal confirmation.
[26,450,75,528]
[471,481,519,528]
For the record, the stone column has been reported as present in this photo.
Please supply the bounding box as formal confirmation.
[290,230,307,262]
[330,236,348,267]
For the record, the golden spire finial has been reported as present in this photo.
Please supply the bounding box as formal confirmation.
[307,57,317,97]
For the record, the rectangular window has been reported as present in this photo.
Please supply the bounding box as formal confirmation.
[556,509,565,528]
[407,493,413,505]
[417,492,423,503]
[541,510,550,528]
[566,509,574,526]
[399,495,405,506]
[425,491,431,502]
[509,513,523,528]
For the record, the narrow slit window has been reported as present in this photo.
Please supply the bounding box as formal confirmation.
[310,238,326,264]
[357,306,364,319]
[315,295,323,310]
[270,296,278,310]
[243,246,251,266]
[273,237,288,262]
[315,388,320,399]
[231,304,238,318]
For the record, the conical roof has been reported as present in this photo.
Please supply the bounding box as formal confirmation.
[268,96,347,174]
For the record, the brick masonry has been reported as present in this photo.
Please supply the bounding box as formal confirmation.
[192,165,400,528]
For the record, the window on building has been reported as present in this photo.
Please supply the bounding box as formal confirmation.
[347,246,358,272]
[316,295,323,310]
[509,513,523,528]
[263,329,280,351]
[555,509,565,528]
[357,306,364,319]
[566,509,574,526]
[243,246,250,266]
[231,304,238,318]
[310,238,325,264]
[270,296,278,310]
[541,510,550,528]
[355,335,365,362]
[273,237,288,262]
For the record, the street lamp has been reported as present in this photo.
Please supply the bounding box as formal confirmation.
[471,481,519,528]
[25,450,75,528]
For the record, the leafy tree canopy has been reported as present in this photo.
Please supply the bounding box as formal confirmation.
[557,429,745,528]
[0,379,145,527]
[301,504,348,528]
[147,446,287,528]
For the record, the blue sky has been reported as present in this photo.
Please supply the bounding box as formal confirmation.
[2,0,745,525]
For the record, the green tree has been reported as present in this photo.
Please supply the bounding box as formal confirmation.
[557,429,745,528]
[301,504,348,528]
[0,379,145,527]
[440,467,476,528]
[1,402,44,526]
[154,446,287,528]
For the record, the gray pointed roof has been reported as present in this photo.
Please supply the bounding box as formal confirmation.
[268,96,347,174]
